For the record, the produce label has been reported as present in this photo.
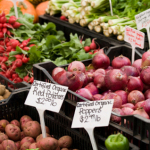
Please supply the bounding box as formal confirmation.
[72,100,114,128]
[135,9,150,30]
[25,80,68,113]
[124,26,145,49]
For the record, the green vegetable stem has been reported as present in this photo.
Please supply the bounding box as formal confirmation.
[105,133,129,150]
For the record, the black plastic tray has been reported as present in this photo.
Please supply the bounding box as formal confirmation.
[0,74,31,92]
[39,14,149,51]
[0,89,139,150]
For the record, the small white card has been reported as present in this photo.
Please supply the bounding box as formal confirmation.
[135,9,150,30]
[25,80,68,113]
[124,26,145,49]
[72,100,114,128]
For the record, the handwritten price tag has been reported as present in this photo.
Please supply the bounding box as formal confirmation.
[135,9,150,48]
[25,80,68,138]
[124,26,145,64]
[72,100,114,150]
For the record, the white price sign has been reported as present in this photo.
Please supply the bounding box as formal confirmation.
[72,100,114,150]
[135,9,150,48]
[124,26,145,64]
[25,80,68,138]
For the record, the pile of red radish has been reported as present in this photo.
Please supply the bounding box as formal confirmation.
[84,39,104,54]
[0,13,35,86]
[52,49,150,122]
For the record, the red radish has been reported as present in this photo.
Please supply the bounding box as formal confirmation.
[68,61,86,72]
[29,77,34,84]
[16,77,23,83]
[0,47,5,53]
[93,94,103,100]
[115,90,128,104]
[23,47,30,51]
[9,39,19,48]
[15,55,23,59]
[121,103,135,110]
[22,39,30,47]
[13,22,22,29]
[143,99,150,116]
[3,23,13,29]
[0,32,4,38]
[93,50,99,54]
[111,108,124,123]
[144,89,150,99]
[2,57,8,62]
[76,88,93,101]
[0,23,2,28]
[2,28,7,34]
[102,92,122,108]
[126,76,143,92]
[22,57,29,63]
[134,101,145,110]
[0,16,7,23]
[6,46,11,52]
[104,69,128,91]
[132,108,149,119]
[85,72,93,83]
[5,70,12,78]
[140,66,150,85]
[128,90,145,105]
[1,63,7,71]
[112,55,131,69]
[23,75,30,82]
[52,67,65,81]
[6,31,11,37]
[141,50,150,68]
[90,39,97,50]
[132,59,142,72]
[8,16,17,24]
[120,66,139,77]
[85,82,99,95]
[89,52,93,55]
[60,16,68,21]
[92,53,110,69]
[55,70,82,91]
[15,59,22,67]
[122,107,134,115]
[29,44,36,47]
[93,68,105,78]
[84,46,91,52]
[12,74,18,79]
[94,71,106,89]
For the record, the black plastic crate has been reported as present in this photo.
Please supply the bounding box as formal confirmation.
[0,74,31,92]
[0,89,139,150]
[39,14,149,51]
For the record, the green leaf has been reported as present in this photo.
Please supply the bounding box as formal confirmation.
[53,57,68,66]
[46,35,61,48]
[84,38,91,46]
[16,46,28,55]
[9,51,21,56]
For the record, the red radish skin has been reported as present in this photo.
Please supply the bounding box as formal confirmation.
[92,53,110,69]
[102,92,122,108]
[121,66,139,77]
[132,108,149,119]
[122,107,134,115]
[85,82,99,95]
[112,55,131,69]
[13,22,22,29]
[93,94,103,100]
[140,66,150,85]
[134,101,145,110]
[93,68,105,78]
[60,16,68,21]
[76,88,93,101]
[55,71,82,91]
[141,50,150,68]
[104,69,128,91]
[68,61,86,72]
[132,59,142,72]
[126,76,143,92]
[115,90,128,105]
[111,108,125,123]
[121,103,135,110]
[84,46,91,52]
[143,99,150,116]
[52,67,65,81]
[144,89,150,99]
[9,16,17,24]
[90,39,97,50]
[128,90,145,105]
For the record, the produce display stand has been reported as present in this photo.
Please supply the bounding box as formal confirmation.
[39,14,149,51]
[0,89,139,150]
[0,74,31,92]
[33,45,150,149]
